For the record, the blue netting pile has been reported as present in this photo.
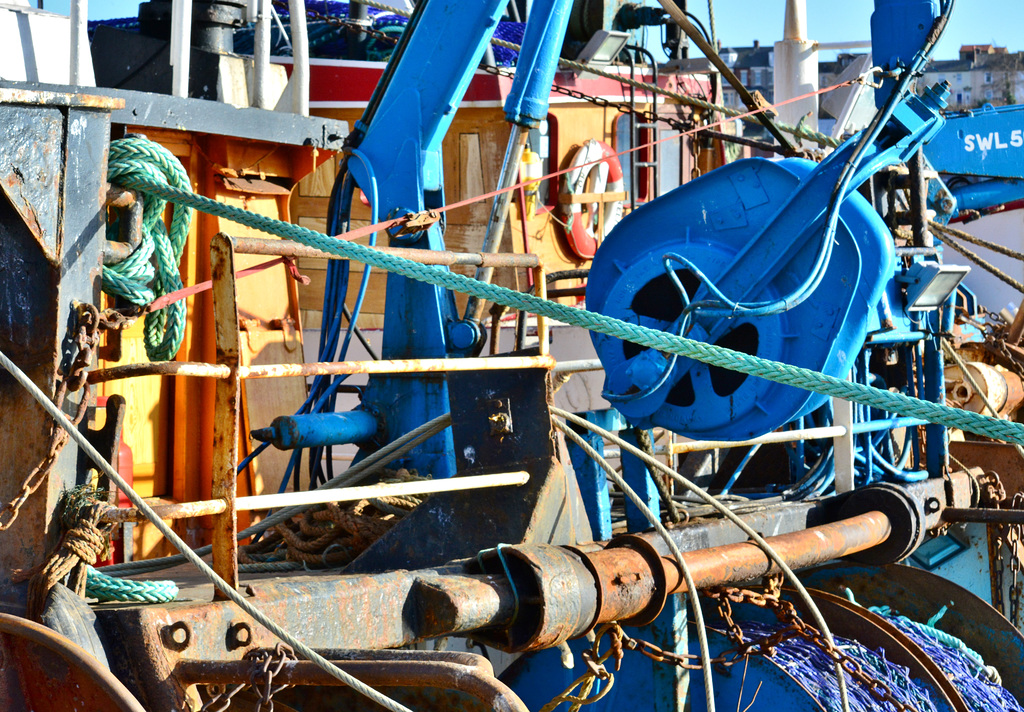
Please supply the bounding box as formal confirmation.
[873,611,1024,712]
[737,613,1024,712]
[738,620,938,712]
[91,2,526,65]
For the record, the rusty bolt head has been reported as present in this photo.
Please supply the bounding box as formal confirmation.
[227,622,253,650]
[489,413,513,437]
[163,621,192,651]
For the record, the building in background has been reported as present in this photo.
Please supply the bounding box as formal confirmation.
[923,45,1024,110]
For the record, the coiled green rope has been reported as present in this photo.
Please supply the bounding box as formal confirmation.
[85,565,177,603]
[117,162,1024,446]
[105,138,194,361]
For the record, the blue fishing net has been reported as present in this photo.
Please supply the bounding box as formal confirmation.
[872,611,1024,712]
[738,620,938,712]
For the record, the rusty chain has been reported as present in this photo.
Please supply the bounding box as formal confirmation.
[705,579,920,712]
[595,579,917,712]
[0,303,109,531]
[249,643,297,712]
[538,625,622,712]
[200,644,296,712]
[200,681,246,712]
[976,468,1024,627]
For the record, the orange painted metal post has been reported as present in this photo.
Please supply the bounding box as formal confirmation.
[535,265,549,357]
[209,234,241,594]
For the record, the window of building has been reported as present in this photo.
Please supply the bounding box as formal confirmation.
[985,72,993,83]
[985,89,994,100]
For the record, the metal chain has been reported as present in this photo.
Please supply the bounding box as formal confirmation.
[539,624,623,712]
[277,0,407,47]
[249,643,297,712]
[0,303,101,531]
[1003,493,1024,627]
[201,682,246,712]
[702,580,920,712]
[199,644,296,712]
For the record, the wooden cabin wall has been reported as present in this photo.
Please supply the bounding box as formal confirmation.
[292,102,657,330]
[98,128,327,560]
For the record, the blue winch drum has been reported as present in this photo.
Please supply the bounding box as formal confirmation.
[586,157,895,441]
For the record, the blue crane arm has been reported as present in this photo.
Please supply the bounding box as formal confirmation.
[338,0,575,477]
[923,104,1024,219]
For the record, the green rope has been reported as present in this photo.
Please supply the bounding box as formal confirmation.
[104,138,194,362]
[118,168,1024,446]
[84,565,178,603]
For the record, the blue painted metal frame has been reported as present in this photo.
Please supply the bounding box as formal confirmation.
[346,0,577,477]
[620,429,660,533]
[566,410,620,541]
[925,104,1024,180]
[871,0,941,107]
[348,0,508,477]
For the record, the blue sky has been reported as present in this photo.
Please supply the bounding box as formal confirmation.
[41,0,1024,61]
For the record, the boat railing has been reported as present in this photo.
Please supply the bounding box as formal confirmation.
[65,0,311,114]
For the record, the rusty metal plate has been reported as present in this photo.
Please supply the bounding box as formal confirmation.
[0,613,145,711]
[950,441,1024,497]
[0,104,63,257]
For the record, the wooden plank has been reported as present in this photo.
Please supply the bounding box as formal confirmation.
[240,329,308,497]
[298,155,336,196]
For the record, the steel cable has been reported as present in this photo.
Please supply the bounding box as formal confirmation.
[551,407,852,710]
[0,346,414,712]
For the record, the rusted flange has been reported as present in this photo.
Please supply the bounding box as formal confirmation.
[605,535,670,627]
[839,483,924,564]
[472,544,597,652]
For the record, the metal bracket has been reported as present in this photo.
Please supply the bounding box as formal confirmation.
[387,209,442,239]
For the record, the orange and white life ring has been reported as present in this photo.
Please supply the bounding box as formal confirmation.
[559,139,625,259]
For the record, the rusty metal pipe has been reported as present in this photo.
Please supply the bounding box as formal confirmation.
[578,511,891,627]
[230,235,541,268]
[102,472,528,523]
[88,362,232,383]
[100,499,228,523]
[662,510,891,593]
[942,507,1024,524]
[239,355,554,379]
[174,658,529,712]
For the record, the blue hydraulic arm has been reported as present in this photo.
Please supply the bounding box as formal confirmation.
[345,0,575,477]
[345,0,508,477]
[871,0,942,108]
[924,104,1024,218]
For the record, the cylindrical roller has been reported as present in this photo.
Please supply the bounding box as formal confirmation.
[251,410,379,450]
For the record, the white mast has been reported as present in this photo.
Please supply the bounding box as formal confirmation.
[773,0,819,144]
